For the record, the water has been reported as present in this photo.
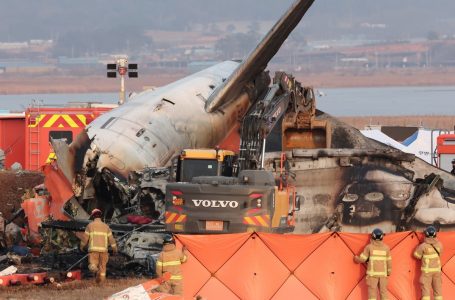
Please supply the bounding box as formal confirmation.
[0,86,454,116]
[318,86,455,116]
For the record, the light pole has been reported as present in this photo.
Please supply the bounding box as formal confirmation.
[107,58,138,105]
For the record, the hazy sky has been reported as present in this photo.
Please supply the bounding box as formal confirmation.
[1,0,454,42]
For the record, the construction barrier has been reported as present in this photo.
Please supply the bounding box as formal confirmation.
[177,231,455,299]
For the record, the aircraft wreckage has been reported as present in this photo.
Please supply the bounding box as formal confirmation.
[43,0,455,248]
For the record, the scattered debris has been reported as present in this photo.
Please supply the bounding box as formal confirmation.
[0,265,17,276]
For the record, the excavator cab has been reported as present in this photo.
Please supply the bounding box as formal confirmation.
[175,149,237,182]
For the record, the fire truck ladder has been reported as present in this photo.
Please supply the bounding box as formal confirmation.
[28,101,42,170]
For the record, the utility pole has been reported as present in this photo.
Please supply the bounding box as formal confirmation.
[107,57,138,105]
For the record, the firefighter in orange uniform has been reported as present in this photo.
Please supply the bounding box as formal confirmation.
[156,234,187,295]
[414,226,443,300]
[354,228,392,300]
[80,208,117,283]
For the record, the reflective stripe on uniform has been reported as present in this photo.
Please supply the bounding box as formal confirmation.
[370,256,387,261]
[422,267,441,273]
[156,260,182,267]
[170,275,183,280]
[434,296,443,300]
[367,270,387,276]
[421,248,441,273]
[422,296,430,300]
[89,231,108,251]
[90,246,108,251]
[367,250,388,277]
[414,251,423,259]
[360,253,368,260]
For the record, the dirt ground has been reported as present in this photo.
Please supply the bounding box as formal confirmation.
[0,170,44,220]
[0,278,146,300]
[1,67,455,95]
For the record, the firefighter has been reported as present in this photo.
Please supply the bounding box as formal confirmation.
[156,234,187,295]
[414,226,443,300]
[80,208,117,283]
[354,228,392,300]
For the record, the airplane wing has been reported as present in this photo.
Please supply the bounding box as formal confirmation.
[204,0,315,113]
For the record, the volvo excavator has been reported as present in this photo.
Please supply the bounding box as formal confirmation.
[164,71,319,234]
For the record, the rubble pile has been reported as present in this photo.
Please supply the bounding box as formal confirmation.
[0,170,44,220]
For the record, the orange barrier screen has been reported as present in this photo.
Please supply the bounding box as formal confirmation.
[177,231,455,299]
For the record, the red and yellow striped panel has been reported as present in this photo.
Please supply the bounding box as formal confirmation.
[165,211,187,224]
[243,215,270,227]
[28,114,88,128]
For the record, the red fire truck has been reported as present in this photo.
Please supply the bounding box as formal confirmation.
[437,134,455,172]
[0,103,115,170]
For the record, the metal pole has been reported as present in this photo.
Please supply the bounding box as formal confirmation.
[261,138,266,169]
[119,75,125,105]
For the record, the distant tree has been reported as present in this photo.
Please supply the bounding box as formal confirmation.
[248,21,260,34]
[427,30,440,41]
[215,32,261,59]
[227,24,236,33]
[209,23,221,35]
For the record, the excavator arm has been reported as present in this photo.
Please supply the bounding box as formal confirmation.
[238,71,313,170]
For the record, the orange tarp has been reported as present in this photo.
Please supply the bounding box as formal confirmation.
[177,231,455,299]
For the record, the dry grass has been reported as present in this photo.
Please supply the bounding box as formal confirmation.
[340,115,455,131]
[0,278,146,300]
[2,67,455,95]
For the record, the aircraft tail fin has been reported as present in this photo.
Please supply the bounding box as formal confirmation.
[205,0,315,113]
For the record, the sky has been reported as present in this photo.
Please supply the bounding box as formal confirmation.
[0,0,454,42]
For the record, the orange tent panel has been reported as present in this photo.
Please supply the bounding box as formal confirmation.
[387,232,421,300]
[441,273,455,297]
[338,232,370,255]
[179,244,211,299]
[176,232,455,299]
[383,231,413,249]
[216,233,290,300]
[177,233,250,274]
[437,232,455,265]
[442,255,455,285]
[271,275,318,300]
[258,232,331,271]
[196,277,240,300]
[294,233,364,300]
